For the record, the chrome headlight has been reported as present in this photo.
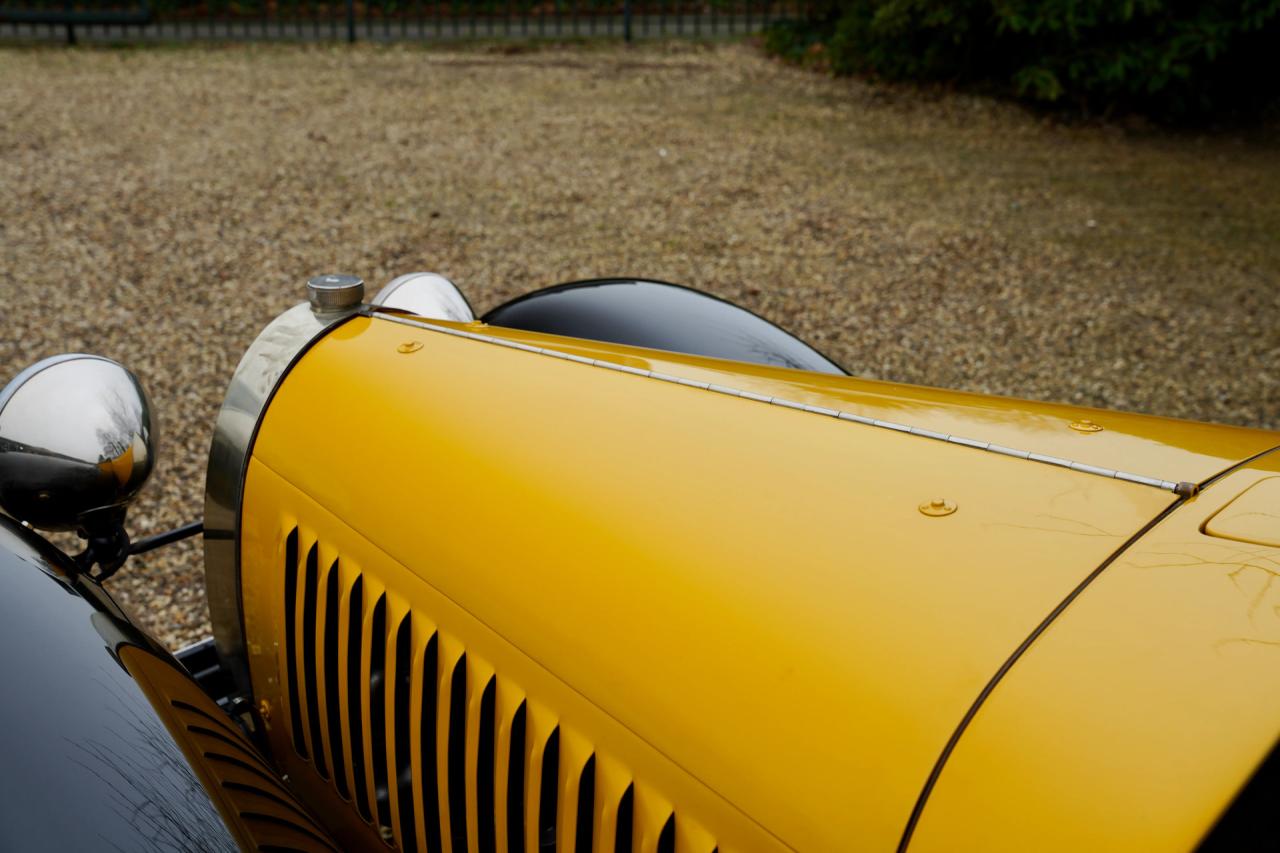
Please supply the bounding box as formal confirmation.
[0,354,156,533]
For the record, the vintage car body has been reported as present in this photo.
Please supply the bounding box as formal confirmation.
[1,275,1276,852]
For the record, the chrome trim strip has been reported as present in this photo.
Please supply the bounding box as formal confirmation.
[173,636,216,660]
[708,383,742,396]
[1027,452,1073,468]
[203,302,354,699]
[372,312,1186,493]
[1069,461,1115,478]
[876,420,913,433]
[911,427,951,442]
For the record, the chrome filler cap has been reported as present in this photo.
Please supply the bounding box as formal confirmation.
[306,273,364,313]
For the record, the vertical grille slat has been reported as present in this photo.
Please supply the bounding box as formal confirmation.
[476,676,497,853]
[556,731,593,853]
[419,632,444,853]
[615,784,634,853]
[283,529,306,758]
[574,755,595,853]
[505,701,527,853]
[657,814,676,853]
[492,685,524,853]
[302,543,327,779]
[447,653,469,853]
[521,705,556,853]
[537,727,560,852]
[392,613,417,853]
[591,756,632,853]
[347,575,372,823]
[463,659,498,853]
[435,638,465,851]
[324,559,349,800]
[369,593,392,834]
[630,786,676,853]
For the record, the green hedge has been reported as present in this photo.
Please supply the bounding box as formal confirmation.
[766,1,1280,120]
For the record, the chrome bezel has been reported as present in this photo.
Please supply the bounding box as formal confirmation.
[203,302,357,699]
[371,271,475,322]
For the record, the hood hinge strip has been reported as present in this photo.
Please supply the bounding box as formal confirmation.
[372,312,1194,496]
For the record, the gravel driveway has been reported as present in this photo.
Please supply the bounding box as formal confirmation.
[2,42,1278,648]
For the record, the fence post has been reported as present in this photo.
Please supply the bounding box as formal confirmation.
[346,0,356,43]
[623,0,631,42]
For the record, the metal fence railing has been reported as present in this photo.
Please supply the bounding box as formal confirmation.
[0,1,804,43]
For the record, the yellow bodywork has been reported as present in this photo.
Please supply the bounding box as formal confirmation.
[1203,476,1280,548]
[911,451,1280,851]
[238,313,1279,851]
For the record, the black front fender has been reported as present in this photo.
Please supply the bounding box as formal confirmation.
[0,516,334,851]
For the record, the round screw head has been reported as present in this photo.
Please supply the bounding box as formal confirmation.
[919,497,957,517]
[1069,418,1104,433]
[306,273,364,312]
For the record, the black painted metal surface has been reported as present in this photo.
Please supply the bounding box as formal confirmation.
[483,278,847,375]
[0,516,238,852]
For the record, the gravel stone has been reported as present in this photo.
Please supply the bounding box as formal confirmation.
[2,42,1277,649]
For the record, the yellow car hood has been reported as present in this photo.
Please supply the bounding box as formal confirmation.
[249,313,1276,849]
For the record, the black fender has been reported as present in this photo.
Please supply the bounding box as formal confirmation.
[483,278,847,375]
[0,516,335,852]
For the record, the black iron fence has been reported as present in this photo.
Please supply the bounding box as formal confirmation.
[0,0,803,43]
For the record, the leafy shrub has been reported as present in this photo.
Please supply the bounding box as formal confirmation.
[768,1,1280,120]
[763,17,828,65]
